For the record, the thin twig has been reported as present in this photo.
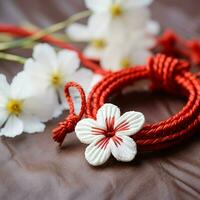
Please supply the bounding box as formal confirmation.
[0,52,26,64]
[0,10,91,51]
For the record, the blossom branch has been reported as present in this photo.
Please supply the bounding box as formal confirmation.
[0,10,91,51]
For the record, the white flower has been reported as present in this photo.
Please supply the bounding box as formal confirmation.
[85,0,153,31]
[24,43,93,119]
[67,17,158,70]
[89,74,103,89]
[0,73,46,137]
[67,15,111,60]
[85,0,153,13]
[75,103,145,166]
[67,11,157,59]
[102,30,155,71]
[67,0,159,70]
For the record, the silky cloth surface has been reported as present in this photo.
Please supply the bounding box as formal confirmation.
[0,0,200,199]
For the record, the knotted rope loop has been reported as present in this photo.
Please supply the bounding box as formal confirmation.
[148,54,190,91]
[81,55,200,152]
[187,39,200,65]
[52,82,86,145]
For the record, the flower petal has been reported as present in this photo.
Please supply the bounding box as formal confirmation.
[84,45,105,60]
[0,74,10,97]
[101,50,122,71]
[90,74,103,89]
[23,87,63,121]
[24,58,51,79]
[67,23,91,41]
[0,116,23,137]
[110,135,137,162]
[57,50,80,75]
[130,49,152,65]
[47,88,63,118]
[0,92,8,109]
[115,111,145,136]
[147,20,160,35]
[121,8,150,30]
[96,104,121,130]
[58,87,68,110]
[88,14,110,38]
[75,118,105,144]
[20,114,45,133]
[85,0,112,13]
[53,104,63,118]
[101,41,128,71]
[33,43,57,68]
[0,108,9,127]
[71,68,93,96]
[129,29,156,49]
[10,71,34,99]
[23,59,50,96]
[123,0,153,9]
[85,138,111,166]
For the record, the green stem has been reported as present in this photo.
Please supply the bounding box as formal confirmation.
[0,52,26,64]
[0,10,91,51]
[0,34,15,42]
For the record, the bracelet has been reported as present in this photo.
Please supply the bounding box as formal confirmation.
[53,53,200,149]
[1,24,199,166]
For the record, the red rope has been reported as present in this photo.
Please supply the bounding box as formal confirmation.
[0,24,199,152]
[0,24,108,76]
[52,82,86,145]
[1,24,199,69]
[53,54,200,152]
[156,29,200,66]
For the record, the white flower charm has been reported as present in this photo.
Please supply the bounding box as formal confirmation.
[24,43,93,119]
[75,104,145,166]
[0,73,46,137]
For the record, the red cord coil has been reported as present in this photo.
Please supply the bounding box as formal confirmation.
[54,54,200,152]
[0,24,199,152]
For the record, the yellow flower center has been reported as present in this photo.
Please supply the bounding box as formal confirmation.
[91,39,106,49]
[50,71,63,88]
[110,3,123,17]
[120,58,131,68]
[6,99,23,116]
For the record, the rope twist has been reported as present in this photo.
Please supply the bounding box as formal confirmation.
[148,54,190,92]
[53,54,200,152]
[0,24,199,152]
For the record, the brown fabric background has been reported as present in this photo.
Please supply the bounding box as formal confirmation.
[0,0,200,199]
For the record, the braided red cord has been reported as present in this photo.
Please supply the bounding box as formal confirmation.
[0,24,199,152]
[156,29,200,66]
[54,54,200,151]
[52,82,86,145]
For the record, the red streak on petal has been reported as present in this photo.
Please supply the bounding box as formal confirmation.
[115,120,129,132]
[112,136,123,147]
[106,117,115,131]
[96,137,110,149]
[92,117,128,149]
[92,127,105,135]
